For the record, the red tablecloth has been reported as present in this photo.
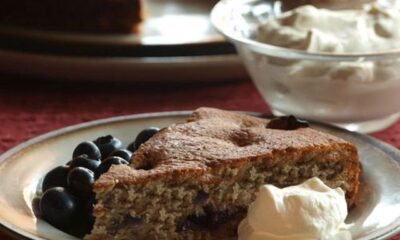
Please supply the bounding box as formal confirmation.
[0,76,399,239]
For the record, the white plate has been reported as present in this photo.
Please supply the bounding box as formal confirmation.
[0,111,399,239]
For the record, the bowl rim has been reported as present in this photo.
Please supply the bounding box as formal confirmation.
[211,0,400,61]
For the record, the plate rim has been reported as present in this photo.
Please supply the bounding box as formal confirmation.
[0,49,241,63]
[0,110,399,240]
[0,49,246,82]
[0,25,226,47]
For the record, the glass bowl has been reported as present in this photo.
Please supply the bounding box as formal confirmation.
[211,0,400,133]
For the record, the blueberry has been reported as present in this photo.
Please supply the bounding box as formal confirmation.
[72,141,101,160]
[109,149,132,162]
[32,197,42,218]
[126,142,136,152]
[82,193,95,223]
[69,155,101,173]
[129,127,160,151]
[93,135,122,159]
[83,194,95,214]
[266,115,309,130]
[40,187,79,230]
[68,167,95,198]
[96,156,128,178]
[67,194,95,238]
[42,166,69,192]
[68,208,95,238]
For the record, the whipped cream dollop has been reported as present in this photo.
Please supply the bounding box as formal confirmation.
[238,177,351,240]
[257,2,400,54]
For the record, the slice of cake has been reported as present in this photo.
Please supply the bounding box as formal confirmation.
[0,0,143,33]
[87,108,360,239]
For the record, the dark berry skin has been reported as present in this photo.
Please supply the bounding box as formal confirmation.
[130,127,160,151]
[93,135,123,159]
[69,214,95,238]
[66,193,96,238]
[96,156,128,178]
[126,142,136,152]
[32,197,42,218]
[83,194,95,215]
[266,115,309,130]
[40,187,80,230]
[69,155,101,173]
[109,149,132,162]
[67,167,95,198]
[72,141,101,160]
[42,166,69,192]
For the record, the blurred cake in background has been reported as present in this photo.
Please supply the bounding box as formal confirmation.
[0,0,144,33]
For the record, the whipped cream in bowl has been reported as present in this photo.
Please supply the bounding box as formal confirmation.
[211,0,400,133]
[238,177,351,240]
[256,3,400,54]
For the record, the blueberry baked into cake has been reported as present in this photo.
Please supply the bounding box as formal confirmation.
[35,108,360,239]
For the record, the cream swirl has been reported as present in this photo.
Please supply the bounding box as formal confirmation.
[257,3,400,54]
[238,177,351,240]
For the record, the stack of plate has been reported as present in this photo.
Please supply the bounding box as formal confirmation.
[0,0,246,82]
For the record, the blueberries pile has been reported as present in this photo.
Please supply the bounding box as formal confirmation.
[33,127,160,237]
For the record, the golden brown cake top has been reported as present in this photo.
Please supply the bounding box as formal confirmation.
[94,107,351,190]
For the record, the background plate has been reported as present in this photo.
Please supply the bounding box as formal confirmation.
[0,50,246,82]
[0,111,399,239]
[0,0,233,56]
[0,0,247,81]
